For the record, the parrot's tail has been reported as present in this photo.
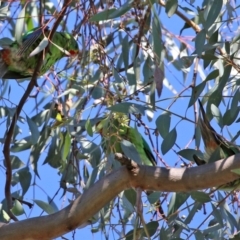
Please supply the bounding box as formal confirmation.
[0,50,8,79]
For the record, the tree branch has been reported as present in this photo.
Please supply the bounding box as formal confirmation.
[3,0,73,220]
[1,154,240,239]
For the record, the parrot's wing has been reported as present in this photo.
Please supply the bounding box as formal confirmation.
[127,127,157,166]
[2,70,31,79]
[17,28,44,56]
[0,58,9,79]
[141,136,157,166]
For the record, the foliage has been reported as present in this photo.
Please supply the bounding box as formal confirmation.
[1,0,240,239]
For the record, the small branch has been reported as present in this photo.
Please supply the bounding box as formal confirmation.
[158,0,200,32]
[3,0,73,220]
[12,197,34,209]
[3,62,41,220]
[114,153,139,173]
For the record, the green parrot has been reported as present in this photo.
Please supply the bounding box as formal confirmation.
[96,113,156,166]
[0,27,79,79]
[193,100,240,190]
[97,112,165,219]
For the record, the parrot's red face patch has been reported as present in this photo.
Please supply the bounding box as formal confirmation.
[69,49,78,56]
[1,49,11,65]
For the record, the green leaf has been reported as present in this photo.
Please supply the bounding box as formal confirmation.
[149,80,156,110]
[127,67,136,86]
[29,37,49,57]
[62,131,71,161]
[160,226,169,239]
[17,167,32,196]
[11,200,24,216]
[122,192,135,214]
[31,125,51,177]
[47,196,59,213]
[85,119,93,137]
[211,203,223,228]
[113,69,124,83]
[168,192,189,216]
[177,149,203,161]
[154,65,163,98]
[188,82,206,108]
[211,103,222,127]
[124,189,136,206]
[152,13,162,62]
[0,5,9,20]
[125,229,139,240]
[89,9,117,21]
[180,56,195,68]
[142,221,159,237]
[207,90,222,117]
[92,84,105,99]
[174,219,190,231]
[217,64,232,91]
[108,0,133,19]
[0,207,10,222]
[11,136,33,152]
[81,140,101,168]
[195,29,206,56]
[15,6,26,43]
[43,133,62,168]
[31,109,51,127]
[231,90,240,116]
[85,167,98,190]
[61,163,77,186]
[27,116,40,144]
[205,69,219,81]
[201,53,219,60]
[204,0,223,30]
[134,58,141,86]
[107,103,148,115]
[4,156,25,170]
[0,37,13,47]
[147,191,161,204]
[161,128,177,155]
[122,35,129,69]
[155,111,171,138]
[223,107,240,126]
[165,0,178,17]
[143,56,154,84]
[191,191,211,203]
[184,202,202,224]
[194,231,205,240]
[34,200,57,214]
[121,140,142,164]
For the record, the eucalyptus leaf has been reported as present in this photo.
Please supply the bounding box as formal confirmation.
[161,128,177,155]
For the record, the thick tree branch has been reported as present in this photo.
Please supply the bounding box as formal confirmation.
[1,154,240,239]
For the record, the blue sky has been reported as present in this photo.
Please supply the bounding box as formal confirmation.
[0,0,239,239]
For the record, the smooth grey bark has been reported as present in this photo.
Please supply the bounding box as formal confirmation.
[1,153,240,239]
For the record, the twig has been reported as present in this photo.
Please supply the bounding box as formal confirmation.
[3,0,73,221]
[12,197,34,209]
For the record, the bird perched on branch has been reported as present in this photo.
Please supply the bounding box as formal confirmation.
[96,113,156,166]
[96,112,166,220]
[0,27,79,79]
[193,100,240,190]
